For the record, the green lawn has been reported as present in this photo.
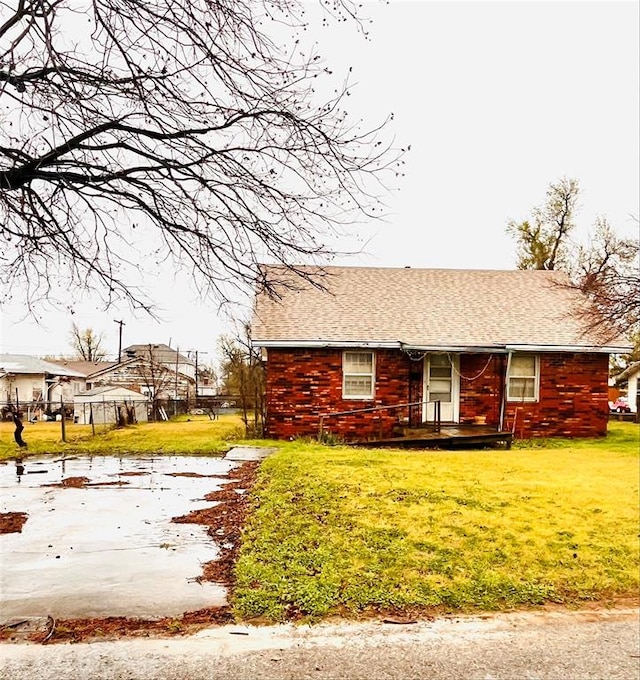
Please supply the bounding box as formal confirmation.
[0,413,247,459]
[233,421,640,621]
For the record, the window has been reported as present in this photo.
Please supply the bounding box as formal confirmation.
[343,351,375,400]
[507,354,539,401]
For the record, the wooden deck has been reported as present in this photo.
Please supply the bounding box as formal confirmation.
[354,424,513,450]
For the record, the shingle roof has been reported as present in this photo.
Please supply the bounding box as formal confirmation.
[252,266,630,352]
[0,354,87,377]
[49,360,118,376]
[615,361,640,383]
[76,385,149,398]
[122,344,194,365]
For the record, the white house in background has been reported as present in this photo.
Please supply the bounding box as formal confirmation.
[73,386,150,425]
[0,354,86,415]
[615,362,640,413]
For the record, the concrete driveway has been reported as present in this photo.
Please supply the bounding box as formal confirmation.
[1,449,272,623]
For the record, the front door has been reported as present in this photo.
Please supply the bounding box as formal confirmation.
[423,354,459,423]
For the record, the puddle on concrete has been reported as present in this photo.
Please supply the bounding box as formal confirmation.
[0,455,237,620]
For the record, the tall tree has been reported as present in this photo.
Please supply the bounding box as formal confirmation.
[571,217,639,343]
[507,180,639,343]
[70,323,107,361]
[506,177,580,270]
[0,0,400,313]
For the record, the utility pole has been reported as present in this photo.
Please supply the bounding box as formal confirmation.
[174,346,180,414]
[186,350,208,406]
[114,320,125,362]
[195,351,199,402]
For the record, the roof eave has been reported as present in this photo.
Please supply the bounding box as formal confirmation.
[504,343,633,354]
[252,339,630,354]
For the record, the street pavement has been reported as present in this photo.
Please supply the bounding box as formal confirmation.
[1,607,638,679]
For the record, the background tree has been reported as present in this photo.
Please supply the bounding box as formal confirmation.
[506,177,580,270]
[70,323,107,361]
[1,0,400,313]
[136,345,174,421]
[507,179,639,346]
[218,327,265,436]
[572,217,639,345]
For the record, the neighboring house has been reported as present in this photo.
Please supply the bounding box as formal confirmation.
[74,386,150,425]
[0,354,86,416]
[52,345,196,400]
[251,266,631,441]
[121,344,196,381]
[49,360,118,396]
[614,362,640,413]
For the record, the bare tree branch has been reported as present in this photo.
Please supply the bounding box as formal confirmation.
[0,0,402,313]
[569,217,640,342]
[507,180,639,343]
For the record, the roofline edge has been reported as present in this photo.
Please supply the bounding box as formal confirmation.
[251,340,629,353]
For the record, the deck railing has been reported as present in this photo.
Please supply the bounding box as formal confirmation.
[318,399,441,441]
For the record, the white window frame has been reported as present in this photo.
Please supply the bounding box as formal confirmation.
[507,354,540,402]
[342,351,375,400]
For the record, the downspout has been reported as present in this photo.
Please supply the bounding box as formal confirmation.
[499,351,513,432]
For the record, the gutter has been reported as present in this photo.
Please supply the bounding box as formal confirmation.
[252,340,628,354]
[252,339,506,352]
[504,344,632,354]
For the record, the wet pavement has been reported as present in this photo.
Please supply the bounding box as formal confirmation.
[0,454,240,621]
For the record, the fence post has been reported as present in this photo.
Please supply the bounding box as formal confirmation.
[60,395,67,442]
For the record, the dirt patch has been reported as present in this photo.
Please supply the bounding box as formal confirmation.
[172,462,259,589]
[6,460,259,644]
[165,472,223,478]
[112,471,150,477]
[0,512,28,534]
[43,477,131,488]
[10,607,234,645]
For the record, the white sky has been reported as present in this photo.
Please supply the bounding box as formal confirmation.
[1,1,638,363]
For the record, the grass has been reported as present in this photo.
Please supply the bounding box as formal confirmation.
[0,413,248,459]
[233,421,640,621]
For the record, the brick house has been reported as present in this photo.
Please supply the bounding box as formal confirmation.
[251,266,631,441]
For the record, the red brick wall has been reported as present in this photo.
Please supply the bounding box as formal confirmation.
[458,354,505,425]
[504,353,609,438]
[264,348,415,440]
[264,349,609,440]
[457,352,608,438]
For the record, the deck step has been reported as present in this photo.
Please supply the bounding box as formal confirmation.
[355,425,513,450]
